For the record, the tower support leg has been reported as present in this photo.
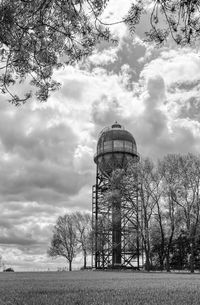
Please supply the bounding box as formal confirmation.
[112,198,121,267]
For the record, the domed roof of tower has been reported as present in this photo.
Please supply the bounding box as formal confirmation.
[94,122,139,169]
[97,122,136,145]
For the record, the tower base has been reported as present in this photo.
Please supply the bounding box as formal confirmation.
[92,170,141,270]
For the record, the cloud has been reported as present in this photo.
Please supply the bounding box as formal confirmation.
[92,95,122,126]
[73,145,94,174]
[88,47,119,66]
[0,104,86,205]
[128,75,168,156]
[141,48,200,88]
[129,52,200,158]
[1,20,200,271]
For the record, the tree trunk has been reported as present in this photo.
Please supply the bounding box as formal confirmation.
[143,214,151,272]
[144,241,150,271]
[190,242,195,273]
[145,252,150,271]
[156,201,165,271]
[83,250,87,269]
[159,253,164,271]
[69,260,72,271]
[166,227,174,272]
[166,249,170,272]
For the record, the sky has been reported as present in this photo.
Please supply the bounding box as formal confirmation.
[1,0,200,271]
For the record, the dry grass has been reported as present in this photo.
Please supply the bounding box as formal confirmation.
[1,271,200,305]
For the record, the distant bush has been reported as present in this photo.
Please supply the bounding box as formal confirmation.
[80,266,92,270]
[3,268,14,272]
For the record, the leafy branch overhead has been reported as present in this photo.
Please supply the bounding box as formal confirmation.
[143,0,200,45]
[0,0,112,105]
[0,0,199,105]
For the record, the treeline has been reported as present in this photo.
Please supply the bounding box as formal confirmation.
[49,153,200,273]
[120,153,200,273]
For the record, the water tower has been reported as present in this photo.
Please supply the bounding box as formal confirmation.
[92,122,140,269]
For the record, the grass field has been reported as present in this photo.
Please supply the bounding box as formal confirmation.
[1,271,200,305]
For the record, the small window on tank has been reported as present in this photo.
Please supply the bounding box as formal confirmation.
[113,140,124,149]
[98,143,104,153]
[125,141,133,151]
[104,141,112,151]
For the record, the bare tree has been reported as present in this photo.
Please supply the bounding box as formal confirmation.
[72,212,92,269]
[48,214,77,271]
[138,159,159,271]
[152,153,200,273]
[170,154,200,273]
[120,153,200,272]
[122,159,157,271]
[154,155,182,272]
[141,160,166,271]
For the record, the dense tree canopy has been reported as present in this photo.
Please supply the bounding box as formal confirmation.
[1,0,199,104]
[0,0,112,105]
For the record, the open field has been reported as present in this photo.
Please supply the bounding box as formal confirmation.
[1,271,200,305]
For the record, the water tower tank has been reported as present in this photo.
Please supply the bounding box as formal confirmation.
[94,122,139,175]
